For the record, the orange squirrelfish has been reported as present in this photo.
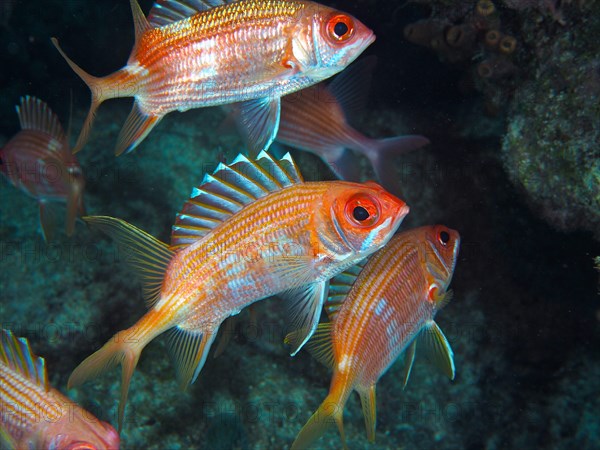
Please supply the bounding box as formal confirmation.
[0,329,120,450]
[277,58,430,189]
[0,96,85,241]
[69,151,409,429]
[288,225,460,449]
[51,0,375,155]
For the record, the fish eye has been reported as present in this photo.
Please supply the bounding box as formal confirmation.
[438,230,450,245]
[345,194,380,227]
[326,14,355,43]
[353,206,369,221]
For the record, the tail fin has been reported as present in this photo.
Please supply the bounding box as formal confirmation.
[363,135,430,195]
[51,38,124,154]
[291,376,351,450]
[68,329,143,431]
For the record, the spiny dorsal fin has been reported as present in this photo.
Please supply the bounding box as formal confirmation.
[83,216,174,307]
[16,96,65,145]
[147,0,228,28]
[0,329,49,391]
[325,260,367,321]
[170,151,303,249]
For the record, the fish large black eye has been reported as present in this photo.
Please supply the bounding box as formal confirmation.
[353,206,369,221]
[334,21,349,38]
[439,230,450,245]
[326,14,355,43]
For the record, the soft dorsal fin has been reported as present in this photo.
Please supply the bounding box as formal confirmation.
[16,96,65,145]
[325,260,367,321]
[83,216,174,307]
[147,0,227,28]
[0,329,49,391]
[130,0,150,44]
[171,151,303,249]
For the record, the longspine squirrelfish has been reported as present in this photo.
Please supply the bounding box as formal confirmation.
[51,0,375,155]
[0,96,85,241]
[277,58,430,189]
[289,225,460,449]
[0,329,120,450]
[68,151,409,430]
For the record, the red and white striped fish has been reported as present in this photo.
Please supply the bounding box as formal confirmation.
[52,0,375,156]
[0,329,120,450]
[278,58,430,189]
[288,225,460,449]
[69,151,409,429]
[0,96,85,241]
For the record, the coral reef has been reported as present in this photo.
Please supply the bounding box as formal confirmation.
[501,3,600,238]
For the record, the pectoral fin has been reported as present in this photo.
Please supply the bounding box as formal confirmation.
[401,340,417,389]
[236,97,281,154]
[282,280,328,356]
[418,321,455,380]
[39,201,57,242]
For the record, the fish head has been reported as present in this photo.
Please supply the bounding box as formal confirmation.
[292,5,375,80]
[42,410,120,450]
[423,225,461,297]
[320,180,409,258]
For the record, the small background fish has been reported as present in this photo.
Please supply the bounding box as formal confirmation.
[0,96,85,241]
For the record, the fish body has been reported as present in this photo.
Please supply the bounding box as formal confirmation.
[0,329,120,450]
[277,59,430,188]
[290,225,460,449]
[0,96,85,240]
[69,152,409,429]
[52,0,375,155]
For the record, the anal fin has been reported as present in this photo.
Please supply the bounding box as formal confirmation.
[115,102,162,155]
[166,326,218,389]
[357,384,377,442]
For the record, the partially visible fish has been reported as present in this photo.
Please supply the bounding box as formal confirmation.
[68,151,409,430]
[0,96,85,241]
[288,225,460,449]
[277,58,430,190]
[0,329,120,450]
[52,0,375,155]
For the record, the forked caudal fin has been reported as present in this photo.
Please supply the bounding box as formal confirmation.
[51,38,139,154]
[362,134,430,195]
[291,374,352,450]
[68,329,143,431]
[70,216,176,430]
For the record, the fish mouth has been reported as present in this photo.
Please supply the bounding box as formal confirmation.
[364,31,376,48]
